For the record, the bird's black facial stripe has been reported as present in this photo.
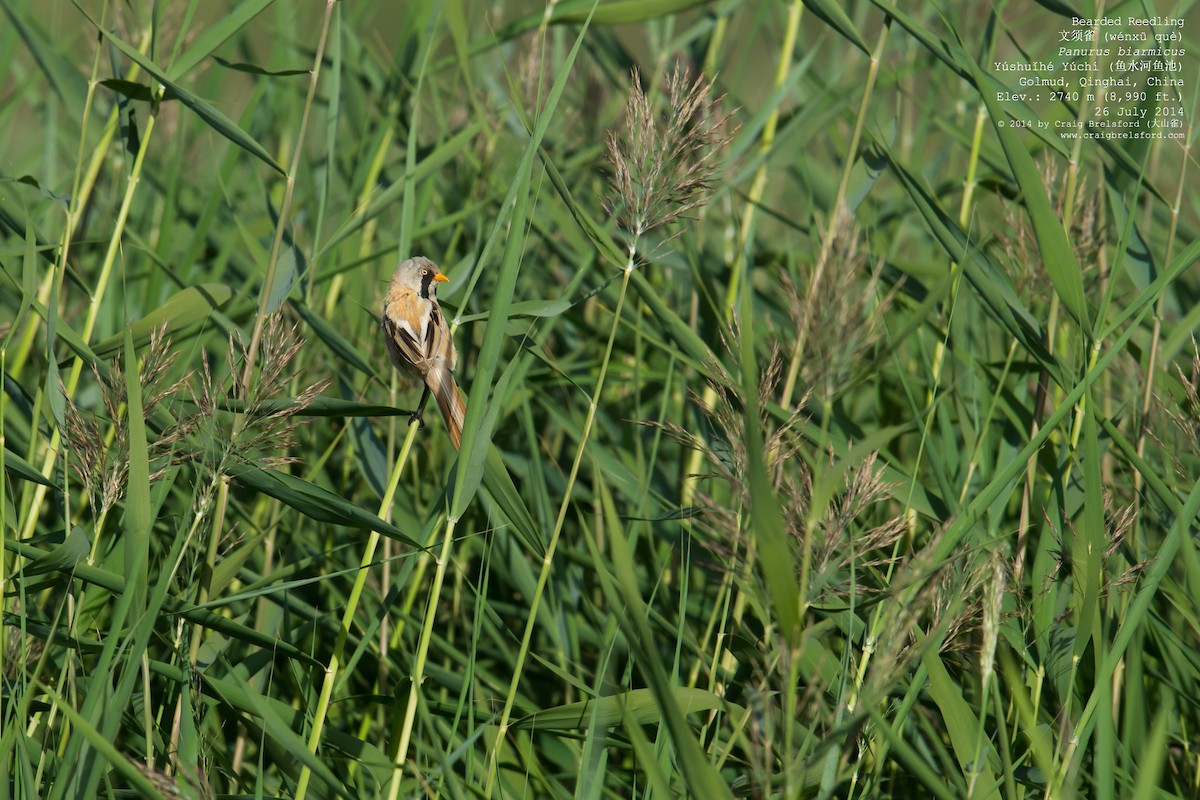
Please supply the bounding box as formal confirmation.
[419,269,437,298]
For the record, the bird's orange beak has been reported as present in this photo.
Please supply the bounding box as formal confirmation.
[433,273,449,282]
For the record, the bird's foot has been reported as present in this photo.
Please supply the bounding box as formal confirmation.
[408,409,426,429]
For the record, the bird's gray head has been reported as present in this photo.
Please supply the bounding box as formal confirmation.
[393,256,448,298]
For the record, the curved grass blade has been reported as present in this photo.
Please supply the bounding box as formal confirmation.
[630,269,727,383]
[290,297,377,377]
[929,300,1149,566]
[804,0,869,53]
[226,463,421,547]
[178,396,408,418]
[877,143,1059,380]
[3,447,56,489]
[601,483,735,799]
[6,174,71,208]
[319,122,483,255]
[212,56,309,77]
[456,298,573,323]
[1071,475,1200,769]
[866,705,961,800]
[168,599,323,668]
[38,300,101,371]
[203,671,360,798]
[73,1,285,176]
[738,268,799,641]
[0,198,55,265]
[967,58,1089,332]
[5,538,357,669]
[1131,712,1170,800]
[538,147,625,269]
[98,78,154,102]
[1101,238,1200,339]
[266,246,299,314]
[54,331,159,800]
[89,283,232,359]
[2,6,91,124]
[42,691,171,800]
[921,646,1002,799]
[873,0,1168,202]
[168,0,278,80]
[449,8,595,527]
[17,525,90,577]
[515,687,744,730]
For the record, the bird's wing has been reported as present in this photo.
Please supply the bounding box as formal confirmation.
[382,312,424,370]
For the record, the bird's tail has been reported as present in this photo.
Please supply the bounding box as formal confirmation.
[429,366,466,450]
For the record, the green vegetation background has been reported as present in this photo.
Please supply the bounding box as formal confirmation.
[1,0,1198,798]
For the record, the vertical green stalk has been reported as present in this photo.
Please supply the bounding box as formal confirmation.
[482,257,636,798]
[166,470,228,761]
[779,18,889,409]
[294,418,422,800]
[720,0,802,322]
[388,14,588,789]
[1059,10,1107,487]
[20,26,149,540]
[664,21,805,686]
[387,511,457,799]
[322,94,399,319]
[927,102,988,410]
[204,17,337,780]
[187,478,230,661]
[1133,101,1190,519]
[9,35,123,381]
[681,0,804,515]
[237,0,335,397]
[1060,4,1106,235]
[848,16,986,754]
[701,8,729,75]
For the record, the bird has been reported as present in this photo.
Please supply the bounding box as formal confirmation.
[381,256,466,449]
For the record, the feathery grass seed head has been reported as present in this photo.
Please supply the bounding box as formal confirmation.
[188,312,329,471]
[62,325,188,513]
[782,217,897,399]
[603,62,733,253]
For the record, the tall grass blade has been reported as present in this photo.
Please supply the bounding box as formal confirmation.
[226,463,421,547]
[89,284,232,358]
[74,1,285,175]
[167,0,277,79]
[967,59,1089,331]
